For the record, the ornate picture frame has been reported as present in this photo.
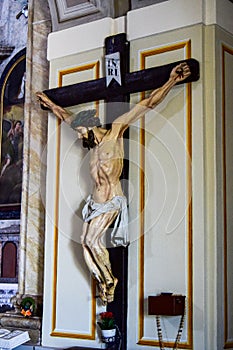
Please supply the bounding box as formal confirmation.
[0,48,26,219]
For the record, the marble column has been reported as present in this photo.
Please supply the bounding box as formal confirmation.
[19,0,51,299]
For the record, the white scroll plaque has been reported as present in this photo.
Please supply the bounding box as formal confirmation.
[105,52,122,87]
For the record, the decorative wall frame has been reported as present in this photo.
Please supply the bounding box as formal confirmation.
[0,48,26,219]
[48,0,130,31]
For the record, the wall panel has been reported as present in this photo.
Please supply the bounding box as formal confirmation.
[222,43,233,349]
[42,50,105,348]
[127,24,204,350]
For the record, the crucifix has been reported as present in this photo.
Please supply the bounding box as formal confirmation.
[38,33,199,350]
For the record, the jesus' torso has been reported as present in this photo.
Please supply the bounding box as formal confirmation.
[89,131,124,203]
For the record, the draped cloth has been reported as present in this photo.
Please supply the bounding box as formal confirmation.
[82,195,129,247]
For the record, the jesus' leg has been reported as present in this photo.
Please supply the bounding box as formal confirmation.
[81,222,109,304]
[81,211,118,303]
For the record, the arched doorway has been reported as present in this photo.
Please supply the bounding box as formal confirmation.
[2,242,17,279]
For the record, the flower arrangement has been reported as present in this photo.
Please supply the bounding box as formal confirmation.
[20,297,35,317]
[98,312,115,330]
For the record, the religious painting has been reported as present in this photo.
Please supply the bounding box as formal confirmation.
[0,48,26,216]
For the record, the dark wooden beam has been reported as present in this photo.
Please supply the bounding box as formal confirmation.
[104,34,129,350]
[43,58,199,108]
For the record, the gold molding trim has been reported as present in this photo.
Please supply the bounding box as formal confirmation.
[222,43,233,349]
[58,62,100,112]
[57,62,100,88]
[51,61,100,340]
[137,41,193,349]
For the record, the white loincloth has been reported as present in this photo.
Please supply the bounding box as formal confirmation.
[82,195,129,247]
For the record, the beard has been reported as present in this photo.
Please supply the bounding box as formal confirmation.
[82,129,96,149]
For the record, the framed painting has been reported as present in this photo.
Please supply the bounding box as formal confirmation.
[0,48,26,219]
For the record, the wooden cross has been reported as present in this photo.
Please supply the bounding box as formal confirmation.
[43,37,199,110]
[43,33,199,350]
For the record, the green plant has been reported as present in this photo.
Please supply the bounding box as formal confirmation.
[98,312,115,330]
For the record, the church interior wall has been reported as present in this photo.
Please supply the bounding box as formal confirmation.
[1,0,233,349]
[20,0,233,349]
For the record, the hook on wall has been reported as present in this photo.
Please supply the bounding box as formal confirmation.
[16,1,28,19]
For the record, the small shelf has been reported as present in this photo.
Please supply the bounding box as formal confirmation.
[148,294,185,316]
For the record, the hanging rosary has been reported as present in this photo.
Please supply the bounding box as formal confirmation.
[155,310,185,350]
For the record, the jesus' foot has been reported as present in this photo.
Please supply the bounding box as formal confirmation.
[98,282,108,305]
[106,277,118,303]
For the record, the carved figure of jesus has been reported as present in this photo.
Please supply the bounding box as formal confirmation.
[36,62,190,305]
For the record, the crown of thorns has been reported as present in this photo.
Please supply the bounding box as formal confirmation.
[70,109,101,129]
